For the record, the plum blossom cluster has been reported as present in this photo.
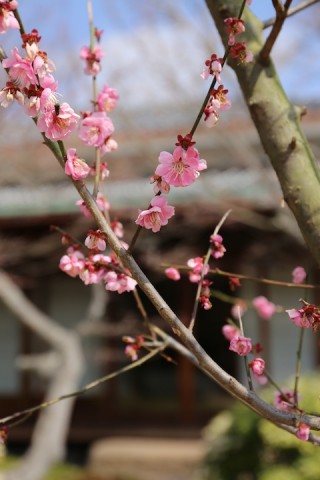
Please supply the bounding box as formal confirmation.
[0,29,80,141]
[123,335,144,362]
[222,323,267,384]
[201,16,252,127]
[78,32,118,158]
[286,301,320,331]
[136,134,207,232]
[59,228,137,294]
[164,234,226,311]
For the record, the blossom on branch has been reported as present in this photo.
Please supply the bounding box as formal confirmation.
[210,233,226,259]
[249,357,265,375]
[80,45,104,76]
[252,296,276,320]
[97,84,119,112]
[222,324,239,341]
[65,148,90,180]
[224,18,245,46]
[229,335,252,356]
[165,267,181,281]
[135,196,175,233]
[291,266,306,284]
[38,102,79,141]
[104,271,137,293]
[79,111,114,149]
[84,230,106,251]
[187,257,209,283]
[155,146,207,187]
[296,423,310,442]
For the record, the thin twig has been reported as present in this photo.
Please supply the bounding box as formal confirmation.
[237,306,253,391]
[263,0,320,28]
[161,264,319,290]
[293,327,304,406]
[188,210,231,332]
[0,342,167,427]
[259,0,294,64]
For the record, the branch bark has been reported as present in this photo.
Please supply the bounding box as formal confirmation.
[205,0,320,267]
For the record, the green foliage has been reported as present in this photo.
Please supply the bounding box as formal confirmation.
[202,374,320,480]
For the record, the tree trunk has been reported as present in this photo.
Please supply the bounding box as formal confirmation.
[205,0,320,266]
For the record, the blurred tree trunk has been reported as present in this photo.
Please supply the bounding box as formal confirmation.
[206,0,320,266]
[0,270,84,480]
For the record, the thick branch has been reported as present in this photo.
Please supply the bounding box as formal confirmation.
[205,0,320,267]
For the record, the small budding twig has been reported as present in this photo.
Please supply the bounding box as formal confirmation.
[237,305,253,391]
[188,209,231,332]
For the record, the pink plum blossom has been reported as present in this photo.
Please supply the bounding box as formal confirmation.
[204,105,219,128]
[201,54,223,83]
[85,230,106,251]
[231,302,247,319]
[210,85,231,111]
[151,174,170,195]
[32,51,55,79]
[199,295,212,310]
[2,47,38,87]
[135,196,175,233]
[230,42,253,64]
[292,266,306,284]
[76,192,110,217]
[0,1,19,34]
[224,18,245,46]
[80,45,104,75]
[97,84,119,112]
[252,296,276,320]
[79,111,114,148]
[296,423,310,441]
[187,257,209,283]
[155,146,207,187]
[65,148,90,180]
[222,324,239,341]
[111,220,124,238]
[286,308,312,329]
[229,335,252,356]
[90,161,110,181]
[37,102,79,141]
[274,389,296,412]
[253,373,268,385]
[0,81,24,107]
[99,136,118,156]
[165,267,181,281]
[59,247,85,278]
[249,357,265,375]
[210,233,226,259]
[104,271,137,293]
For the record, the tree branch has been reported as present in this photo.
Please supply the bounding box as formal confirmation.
[263,0,320,29]
[259,0,293,64]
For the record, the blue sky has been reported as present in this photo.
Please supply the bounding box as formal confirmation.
[0,0,319,140]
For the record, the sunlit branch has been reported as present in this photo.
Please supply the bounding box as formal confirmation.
[263,0,320,28]
[259,0,294,65]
